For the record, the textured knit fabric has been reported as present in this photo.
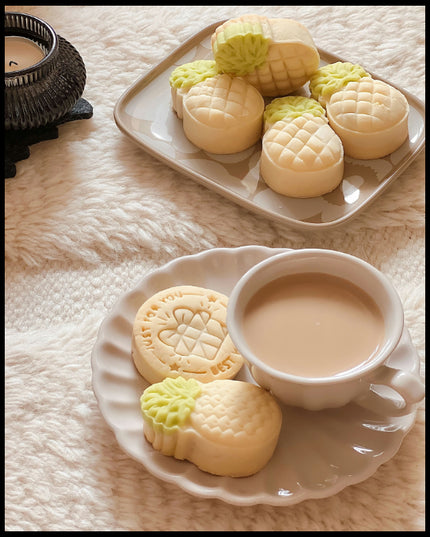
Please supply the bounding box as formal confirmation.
[5,5,424,531]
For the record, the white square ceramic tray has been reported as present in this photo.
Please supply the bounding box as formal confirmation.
[114,21,425,230]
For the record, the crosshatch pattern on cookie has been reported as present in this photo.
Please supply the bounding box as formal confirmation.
[263,115,343,169]
[244,43,319,96]
[191,380,281,441]
[140,377,283,477]
[327,79,409,132]
[184,74,262,126]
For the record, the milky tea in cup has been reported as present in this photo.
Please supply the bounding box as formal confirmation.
[227,249,425,410]
[242,271,384,379]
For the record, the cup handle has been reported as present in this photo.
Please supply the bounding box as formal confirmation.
[353,365,425,416]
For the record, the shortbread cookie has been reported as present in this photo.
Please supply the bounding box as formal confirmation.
[260,113,344,198]
[309,62,409,159]
[132,285,244,384]
[140,376,283,477]
[263,95,325,132]
[169,60,220,119]
[182,73,264,153]
[211,14,320,96]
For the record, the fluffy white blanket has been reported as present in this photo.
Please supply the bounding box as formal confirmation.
[5,5,425,531]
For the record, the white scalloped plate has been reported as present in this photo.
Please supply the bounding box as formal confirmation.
[91,246,420,506]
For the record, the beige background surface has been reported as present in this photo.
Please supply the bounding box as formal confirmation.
[5,5,425,531]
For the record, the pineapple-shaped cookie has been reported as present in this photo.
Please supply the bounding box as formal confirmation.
[309,62,409,159]
[260,96,344,198]
[211,14,320,97]
[140,376,283,477]
[169,60,220,119]
[182,73,264,153]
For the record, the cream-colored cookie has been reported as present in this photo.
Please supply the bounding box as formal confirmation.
[169,60,220,119]
[211,14,320,96]
[140,376,283,477]
[260,113,344,198]
[182,73,264,153]
[132,285,244,384]
[325,77,409,159]
[309,62,409,159]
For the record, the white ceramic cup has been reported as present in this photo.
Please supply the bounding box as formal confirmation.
[227,249,425,411]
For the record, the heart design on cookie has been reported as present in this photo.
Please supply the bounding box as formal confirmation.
[132,285,244,383]
[158,307,228,360]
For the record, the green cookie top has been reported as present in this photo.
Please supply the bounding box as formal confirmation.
[169,60,220,89]
[264,95,326,126]
[140,376,201,434]
[212,19,270,76]
[309,62,371,105]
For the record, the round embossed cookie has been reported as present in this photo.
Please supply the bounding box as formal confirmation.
[132,285,244,384]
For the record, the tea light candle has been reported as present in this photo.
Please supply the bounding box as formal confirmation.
[5,36,45,73]
[5,11,89,132]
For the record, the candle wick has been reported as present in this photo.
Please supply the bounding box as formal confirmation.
[9,60,19,67]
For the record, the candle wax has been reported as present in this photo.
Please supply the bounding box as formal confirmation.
[5,36,45,73]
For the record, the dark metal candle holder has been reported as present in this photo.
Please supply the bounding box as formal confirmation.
[4,12,93,178]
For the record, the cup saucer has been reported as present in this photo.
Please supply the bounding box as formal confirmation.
[91,245,422,506]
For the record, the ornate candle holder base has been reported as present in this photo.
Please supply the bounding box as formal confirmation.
[4,97,93,178]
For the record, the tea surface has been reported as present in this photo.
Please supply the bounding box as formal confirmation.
[242,272,384,378]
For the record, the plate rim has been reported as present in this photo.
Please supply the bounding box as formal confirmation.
[91,245,419,506]
[113,21,425,231]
